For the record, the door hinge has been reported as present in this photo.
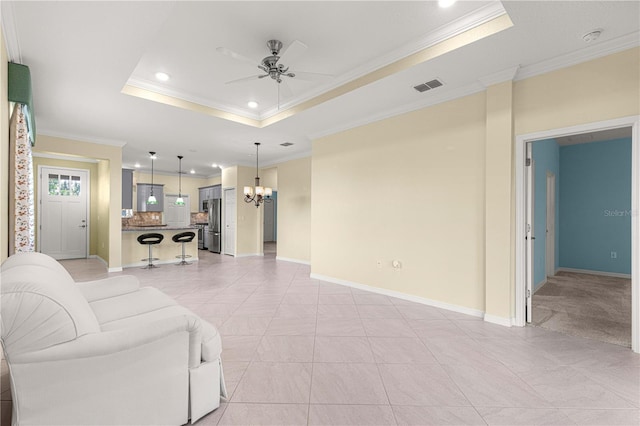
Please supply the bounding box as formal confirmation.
[527,289,531,298]
[526,158,531,166]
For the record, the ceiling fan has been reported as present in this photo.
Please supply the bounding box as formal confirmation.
[216,39,333,97]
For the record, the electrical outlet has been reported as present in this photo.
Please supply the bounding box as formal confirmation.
[376,260,382,269]
[611,251,617,259]
[392,260,402,269]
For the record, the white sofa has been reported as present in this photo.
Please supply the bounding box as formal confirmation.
[1,252,226,425]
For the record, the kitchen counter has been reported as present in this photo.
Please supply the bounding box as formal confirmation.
[121,226,199,268]
[122,225,198,231]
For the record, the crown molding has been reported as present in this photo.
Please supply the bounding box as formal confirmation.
[126,77,260,120]
[516,31,640,81]
[1,1,21,63]
[260,1,508,119]
[38,130,128,148]
[478,66,520,87]
[32,152,99,164]
[309,82,485,141]
[259,152,312,169]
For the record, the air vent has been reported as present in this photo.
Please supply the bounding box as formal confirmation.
[280,142,294,147]
[413,78,444,93]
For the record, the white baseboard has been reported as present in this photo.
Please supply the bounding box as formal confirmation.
[557,267,631,279]
[122,258,199,269]
[90,255,123,272]
[108,266,123,273]
[483,314,513,327]
[234,253,263,258]
[534,278,548,294]
[276,256,311,265]
[309,273,484,319]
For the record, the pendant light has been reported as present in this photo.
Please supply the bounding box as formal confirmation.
[243,142,272,207]
[147,151,158,205]
[176,155,185,206]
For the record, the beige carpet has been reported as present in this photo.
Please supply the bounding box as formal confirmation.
[532,271,631,347]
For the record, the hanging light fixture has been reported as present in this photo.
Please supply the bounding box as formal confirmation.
[176,155,185,206]
[147,151,158,205]
[244,142,272,207]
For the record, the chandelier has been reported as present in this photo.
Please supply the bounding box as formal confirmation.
[244,142,272,207]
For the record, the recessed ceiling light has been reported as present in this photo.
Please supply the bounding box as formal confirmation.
[211,163,217,168]
[438,0,456,8]
[134,162,140,168]
[155,72,170,82]
[247,101,259,109]
[190,169,196,174]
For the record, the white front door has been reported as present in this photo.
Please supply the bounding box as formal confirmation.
[223,188,236,255]
[39,167,89,259]
[546,173,556,278]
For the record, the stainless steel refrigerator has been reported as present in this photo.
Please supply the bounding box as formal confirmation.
[207,199,222,253]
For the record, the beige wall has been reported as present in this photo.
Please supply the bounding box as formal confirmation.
[32,157,99,255]
[33,135,122,269]
[220,165,261,256]
[236,165,262,255]
[133,171,210,213]
[313,93,487,311]
[514,48,640,135]
[1,30,9,262]
[311,47,640,319]
[206,175,222,186]
[260,167,278,190]
[276,157,311,263]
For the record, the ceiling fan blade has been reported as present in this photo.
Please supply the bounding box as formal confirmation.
[216,46,259,65]
[224,75,262,85]
[279,39,308,65]
[291,71,334,82]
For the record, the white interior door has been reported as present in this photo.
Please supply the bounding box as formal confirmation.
[223,188,236,255]
[525,144,535,322]
[546,173,556,278]
[40,167,89,259]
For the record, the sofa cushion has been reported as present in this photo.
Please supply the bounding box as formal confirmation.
[89,287,177,325]
[100,305,222,361]
[1,265,101,355]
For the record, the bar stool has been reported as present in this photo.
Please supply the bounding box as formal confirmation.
[172,231,196,265]
[137,233,164,269]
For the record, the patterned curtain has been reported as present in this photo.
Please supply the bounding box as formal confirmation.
[9,103,36,253]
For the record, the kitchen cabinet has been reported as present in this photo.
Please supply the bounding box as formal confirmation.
[122,169,134,209]
[137,183,164,212]
[198,185,221,211]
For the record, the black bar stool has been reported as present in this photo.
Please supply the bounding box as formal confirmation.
[137,233,164,269]
[172,231,196,265]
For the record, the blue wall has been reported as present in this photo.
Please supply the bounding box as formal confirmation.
[532,139,560,289]
[559,138,631,274]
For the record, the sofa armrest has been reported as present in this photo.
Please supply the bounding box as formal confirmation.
[10,315,203,368]
[76,275,140,302]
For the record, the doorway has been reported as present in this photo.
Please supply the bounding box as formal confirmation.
[515,116,639,353]
[263,191,277,255]
[38,166,89,259]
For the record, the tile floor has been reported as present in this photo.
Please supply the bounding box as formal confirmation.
[2,249,639,425]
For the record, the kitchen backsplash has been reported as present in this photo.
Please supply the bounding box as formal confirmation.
[191,212,207,224]
[122,212,162,227]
